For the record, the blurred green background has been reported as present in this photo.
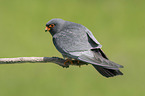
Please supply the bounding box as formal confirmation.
[0,0,145,96]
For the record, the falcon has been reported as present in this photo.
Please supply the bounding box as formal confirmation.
[45,18,123,78]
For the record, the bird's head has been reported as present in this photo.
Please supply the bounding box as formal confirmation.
[45,18,65,36]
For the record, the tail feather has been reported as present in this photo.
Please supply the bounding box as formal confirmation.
[78,48,123,77]
[92,65,123,78]
[91,48,123,77]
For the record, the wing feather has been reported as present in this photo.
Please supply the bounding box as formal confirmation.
[77,50,123,69]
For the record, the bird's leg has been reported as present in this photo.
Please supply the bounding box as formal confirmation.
[77,60,81,67]
[64,59,73,65]
[72,60,81,67]
[77,60,80,64]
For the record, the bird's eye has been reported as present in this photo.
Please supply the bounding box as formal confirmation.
[49,24,55,28]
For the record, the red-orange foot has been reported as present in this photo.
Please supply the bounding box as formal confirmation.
[64,59,73,65]
[77,60,81,67]
[77,60,80,64]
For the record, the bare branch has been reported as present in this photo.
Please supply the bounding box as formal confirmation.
[0,57,87,68]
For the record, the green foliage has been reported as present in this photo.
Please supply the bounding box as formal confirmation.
[0,0,145,96]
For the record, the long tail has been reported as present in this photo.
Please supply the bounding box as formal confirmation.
[92,65,123,78]
[92,48,123,78]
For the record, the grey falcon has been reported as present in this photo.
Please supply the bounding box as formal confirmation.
[45,18,123,78]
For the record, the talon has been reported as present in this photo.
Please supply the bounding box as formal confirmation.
[77,60,80,64]
[64,59,73,65]
[76,60,81,67]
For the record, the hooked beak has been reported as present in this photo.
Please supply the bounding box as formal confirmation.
[45,26,50,32]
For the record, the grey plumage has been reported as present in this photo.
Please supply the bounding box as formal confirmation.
[45,18,123,78]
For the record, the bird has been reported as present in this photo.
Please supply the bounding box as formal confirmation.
[45,18,123,78]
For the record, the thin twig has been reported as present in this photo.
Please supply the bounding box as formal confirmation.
[0,57,87,68]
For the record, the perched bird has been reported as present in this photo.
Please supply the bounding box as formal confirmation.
[45,18,123,78]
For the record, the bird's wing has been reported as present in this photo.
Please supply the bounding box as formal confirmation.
[53,26,103,54]
[52,28,95,55]
[85,28,102,49]
[76,50,123,69]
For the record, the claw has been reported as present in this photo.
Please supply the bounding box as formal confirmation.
[77,60,80,64]
[64,59,73,65]
[76,60,81,67]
